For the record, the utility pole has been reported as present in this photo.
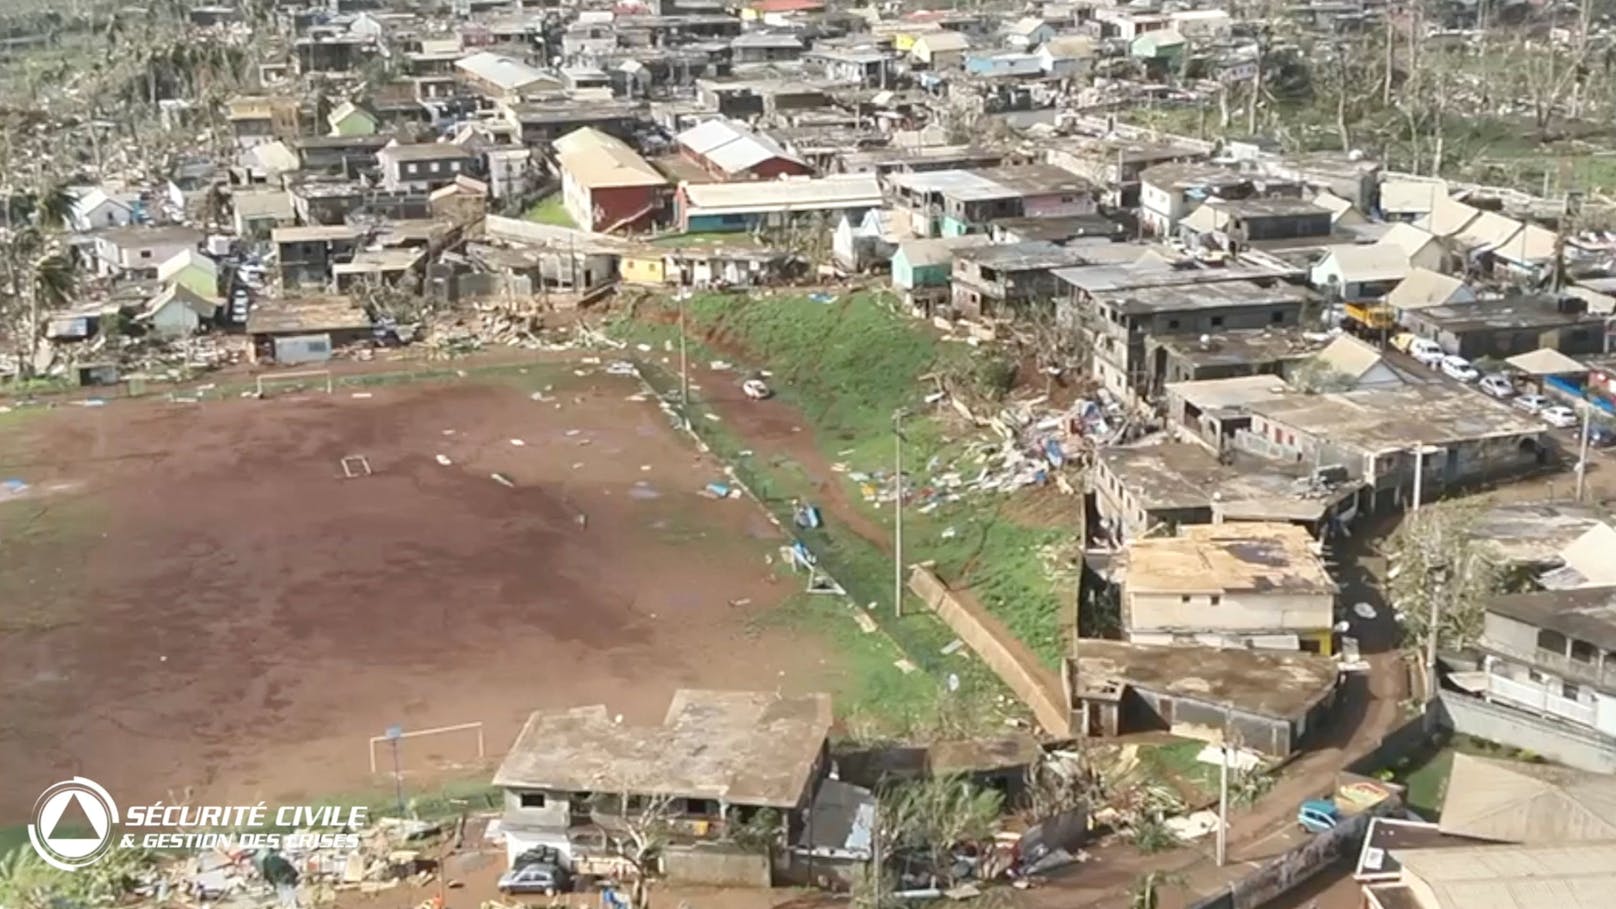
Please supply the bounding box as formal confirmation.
[1576,402,1592,502]
[677,287,690,424]
[893,408,905,619]
[1424,561,1449,701]
[1215,742,1229,867]
[1411,444,1426,511]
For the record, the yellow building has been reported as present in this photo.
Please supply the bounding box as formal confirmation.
[619,251,668,285]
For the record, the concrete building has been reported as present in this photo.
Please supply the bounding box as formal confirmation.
[272,225,363,289]
[1240,385,1547,512]
[554,127,667,233]
[91,226,203,279]
[455,51,562,101]
[1069,639,1339,756]
[1398,296,1607,360]
[949,241,1090,319]
[377,143,479,193]
[1444,588,1616,770]
[1118,522,1338,654]
[1092,441,1362,543]
[493,689,833,875]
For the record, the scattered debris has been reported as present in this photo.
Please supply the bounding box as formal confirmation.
[491,473,516,488]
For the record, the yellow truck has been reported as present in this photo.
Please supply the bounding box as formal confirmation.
[1343,301,1395,336]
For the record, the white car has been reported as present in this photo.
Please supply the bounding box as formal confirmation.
[1541,405,1579,429]
[1440,356,1479,382]
[1409,339,1445,366]
[1514,394,1550,414]
[741,378,772,400]
[1478,374,1515,398]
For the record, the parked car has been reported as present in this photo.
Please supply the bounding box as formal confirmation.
[1542,405,1579,429]
[498,862,571,895]
[1478,374,1515,398]
[1439,355,1479,382]
[1297,799,1341,834]
[1589,426,1616,449]
[1514,393,1550,414]
[1408,338,1445,366]
[1390,332,1418,353]
[742,378,772,400]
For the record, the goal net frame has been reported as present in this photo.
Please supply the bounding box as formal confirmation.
[367,722,486,775]
[256,370,335,397]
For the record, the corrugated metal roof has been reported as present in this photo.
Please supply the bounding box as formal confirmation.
[677,118,803,176]
[683,174,881,215]
[1395,840,1616,909]
[1437,753,1616,844]
[454,52,555,91]
[554,127,665,189]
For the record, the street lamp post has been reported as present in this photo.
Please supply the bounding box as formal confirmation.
[893,408,906,619]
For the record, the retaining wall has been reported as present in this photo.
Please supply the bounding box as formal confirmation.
[909,565,1074,737]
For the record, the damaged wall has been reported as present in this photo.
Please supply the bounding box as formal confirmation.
[662,843,771,888]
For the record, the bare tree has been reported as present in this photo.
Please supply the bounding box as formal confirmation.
[594,792,676,909]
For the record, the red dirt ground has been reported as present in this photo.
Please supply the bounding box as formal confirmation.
[0,369,834,822]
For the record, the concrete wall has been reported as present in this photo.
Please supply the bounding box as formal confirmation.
[662,843,771,887]
[1186,801,1384,909]
[502,787,570,828]
[1436,693,1616,773]
[909,565,1074,737]
[1126,591,1333,638]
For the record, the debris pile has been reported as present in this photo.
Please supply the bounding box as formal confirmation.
[144,818,449,909]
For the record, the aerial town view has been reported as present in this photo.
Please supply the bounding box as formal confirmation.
[3,1,1616,908]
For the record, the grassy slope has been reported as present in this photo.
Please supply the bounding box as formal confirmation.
[637,291,1072,668]
[523,194,575,228]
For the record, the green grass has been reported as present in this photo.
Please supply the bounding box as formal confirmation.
[650,231,758,248]
[1390,734,1548,820]
[635,291,1072,668]
[523,194,575,228]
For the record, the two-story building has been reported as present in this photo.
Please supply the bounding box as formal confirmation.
[1061,271,1312,403]
[272,225,364,289]
[949,241,1090,319]
[377,142,480,193]
[1119,522,1338,654]
[91,226,204,280]
[1137,163,1254,236]
[1448,587,1616,773]
[493,689,834,873]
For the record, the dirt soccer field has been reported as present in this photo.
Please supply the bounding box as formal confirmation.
[0,367,833,822]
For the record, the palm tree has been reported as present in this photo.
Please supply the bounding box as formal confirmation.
[1,183,79,380]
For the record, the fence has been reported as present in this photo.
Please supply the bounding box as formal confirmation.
[1185,804,1383,909]
[1435,693,1616,773]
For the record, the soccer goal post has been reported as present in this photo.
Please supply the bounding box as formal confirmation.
[256,370,335,397]
[367,722,486,774]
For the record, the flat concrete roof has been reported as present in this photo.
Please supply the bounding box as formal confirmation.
[1122,522,1336,596]
[1152,327,1328,370]
[1073,639,1339,721]
[493,689,833,807]
[1099,443,1357,523]
[1251,384,1543,454]
[1469,502,1607,567]
[1484,587,1616,653]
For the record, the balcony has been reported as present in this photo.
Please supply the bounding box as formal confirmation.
[1486,671,1598,728]
[1482,639,1616,692]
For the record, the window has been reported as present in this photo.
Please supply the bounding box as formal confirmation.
[140,250,152,259]
[1270,310,1285,324]
[685,798,718,816]
[449,161,461,172]
[1570,639,1597,664]
[406,162,420,176]
[1180,595,1191,604]
[1537,629,1568,654]
[1562,682,1581,701]
[1210,316,1224,328]
[1167,318,1181,330]
[519,792,546,808]
[1210,595,1222,606]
